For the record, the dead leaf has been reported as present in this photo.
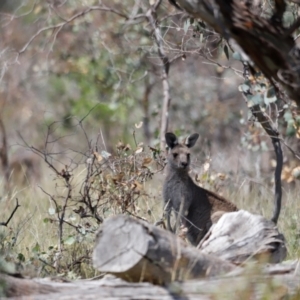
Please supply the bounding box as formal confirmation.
[135,147,143,154]
[217,173,226,180]
[142,157,152,165]
[135,121,143,128]
[131,181,143,192]
[203,162,210,172]
[282,166,293,183]
[292,166,300,179]
[94,151,103,162]
[270,159,277,168]
[116,141,125,150]
[112,172,125,183]
[124,144,131,151]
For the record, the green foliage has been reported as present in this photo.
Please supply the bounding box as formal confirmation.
[238,79,278,108]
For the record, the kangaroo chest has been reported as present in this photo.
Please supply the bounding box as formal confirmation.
[164,176,193,211]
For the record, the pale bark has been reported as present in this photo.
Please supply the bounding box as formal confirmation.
[198,210,286,264]
[92,215,236,285]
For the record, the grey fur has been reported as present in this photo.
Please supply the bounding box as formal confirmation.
[163,132,238,246]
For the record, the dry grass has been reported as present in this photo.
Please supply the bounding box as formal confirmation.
[0,150,299,280]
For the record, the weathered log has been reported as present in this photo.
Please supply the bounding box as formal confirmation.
[92,215,237,284]
[1,268,300,299]
[198,210,287,264]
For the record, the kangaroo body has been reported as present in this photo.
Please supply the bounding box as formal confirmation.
[163,132,237,246]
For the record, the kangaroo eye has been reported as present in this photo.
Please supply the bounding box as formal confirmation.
[173,153,178,158]
[187,154,190,159]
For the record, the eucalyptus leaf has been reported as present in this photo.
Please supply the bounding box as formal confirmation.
[101,150,112,159]
[224,44,229,60]
[252,145,260,152]
[249,94,264,106]
[198,21,206,28]
[64,236,76,245]
[260,141,268,151]
[200,33,203,44]
[283,11,295,27]
[32,242,40,253]
[49,207,55,215]
[264,94,277,105]
[17,253,25,262]
[284,110,293,122]
[266,86,276,98]
[239,83,250,93]
[232,52,242,61]
[183,19,190,34]
[287,125,296,137]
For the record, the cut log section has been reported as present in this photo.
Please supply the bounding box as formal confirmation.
[92,215,237,284]
[198,210,287,264]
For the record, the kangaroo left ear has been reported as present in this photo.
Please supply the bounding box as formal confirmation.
[185,133,199,148]
[165,132,178,149]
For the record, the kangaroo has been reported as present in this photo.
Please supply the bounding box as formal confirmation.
[163,132,238,246]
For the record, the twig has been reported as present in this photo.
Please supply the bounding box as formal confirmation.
[0,118,9,184]
[0,199,20,227]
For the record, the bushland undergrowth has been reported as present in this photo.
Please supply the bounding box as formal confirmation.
[0,125,299,280]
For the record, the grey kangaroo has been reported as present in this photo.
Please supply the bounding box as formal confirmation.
[163,132,238,246]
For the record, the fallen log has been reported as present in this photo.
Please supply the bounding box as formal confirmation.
[92,214,237,284]
[198,210,287,264]
[1,268,300,299]
[0,213,298,299]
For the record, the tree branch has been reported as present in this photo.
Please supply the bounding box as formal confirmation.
[176,0,300,107]
[242,95,283,224]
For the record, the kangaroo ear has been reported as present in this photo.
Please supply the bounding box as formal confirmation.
[185,133,199,148]
[165,132,178,149]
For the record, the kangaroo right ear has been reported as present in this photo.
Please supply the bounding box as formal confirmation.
[185,133,199,148]
[165,132,178,149]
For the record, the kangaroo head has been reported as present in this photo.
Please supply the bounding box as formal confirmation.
[165,132,199,170]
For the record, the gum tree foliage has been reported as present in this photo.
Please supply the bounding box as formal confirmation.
[1,1,300,151]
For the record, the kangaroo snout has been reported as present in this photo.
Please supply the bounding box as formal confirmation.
[180,160,188,168]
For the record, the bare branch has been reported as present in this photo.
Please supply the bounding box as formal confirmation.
[0,198,20,227]
[17,5,129,57]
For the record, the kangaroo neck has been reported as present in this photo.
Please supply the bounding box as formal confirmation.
[166,164,191,179]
